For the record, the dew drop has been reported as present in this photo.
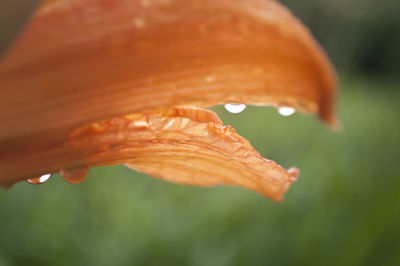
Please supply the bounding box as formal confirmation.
[26,174,51,184]
[61,165,89,185]
[132,120,149,128]
[278,107,295,116]
[224,103,246,114]
[288,167,299,183]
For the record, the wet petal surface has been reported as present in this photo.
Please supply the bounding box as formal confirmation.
[0,0,338,153]
[0,0,338,199]
[1,107,297,201]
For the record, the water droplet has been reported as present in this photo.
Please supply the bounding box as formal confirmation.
[288,167,299,183]
[278,107,295,116]
[224,103,246,114]
[61,166,89,185]
[180,117,190,128]
[163,119,175,130]
[129,120,149,128]
[26,174,51,184]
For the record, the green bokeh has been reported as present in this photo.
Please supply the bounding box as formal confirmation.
[1,78,399,266]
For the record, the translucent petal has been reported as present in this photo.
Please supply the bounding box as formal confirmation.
[0,107,298,201]
[0,0,338,154]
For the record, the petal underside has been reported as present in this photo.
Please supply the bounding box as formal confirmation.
[0,107,298,201]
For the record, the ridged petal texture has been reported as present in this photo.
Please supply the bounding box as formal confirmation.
[0,107,298,201]
[0,0,337,200]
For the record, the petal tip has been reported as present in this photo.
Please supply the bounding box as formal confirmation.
[288,167,299,183]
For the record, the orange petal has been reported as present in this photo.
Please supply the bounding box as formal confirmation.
[0,0,338,154]
[0,107,297,201]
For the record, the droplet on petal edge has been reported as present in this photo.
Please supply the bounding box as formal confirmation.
[278,107,295,116]
[61,166,90,185]
[26,174,51,184]
[224,103,247,114]
[287,167,299,183]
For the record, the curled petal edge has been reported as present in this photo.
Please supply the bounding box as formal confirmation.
[0,107,298,202]
[0,0,338,153]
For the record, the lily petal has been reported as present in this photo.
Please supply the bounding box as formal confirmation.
[0,0,338,199]
[0,0,338,154]
[0,107,298,201]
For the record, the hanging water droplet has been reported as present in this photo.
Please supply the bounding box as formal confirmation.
[278,107,295,116]
[61,165,89,185]
[224,103,246,114]
[288,167,299,183]
[26,174,51,184]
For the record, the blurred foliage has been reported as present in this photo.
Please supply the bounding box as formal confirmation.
[1,78,400,266]
[283,0,400,79]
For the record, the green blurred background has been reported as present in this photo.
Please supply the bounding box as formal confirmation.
[1,0,400,265]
